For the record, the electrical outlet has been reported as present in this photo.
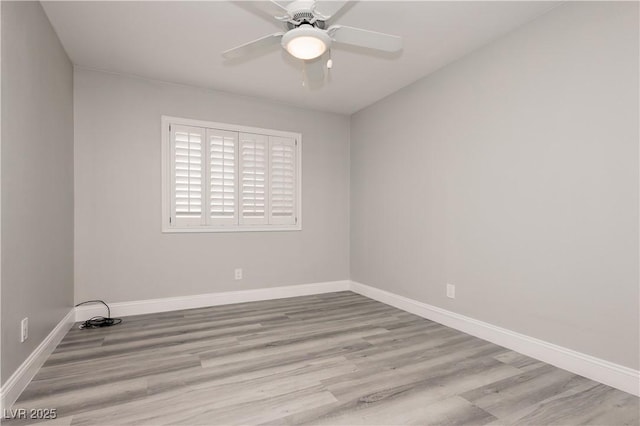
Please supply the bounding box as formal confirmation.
[21,317,29,342]
[234,268,243,280]
[446,283,456,299]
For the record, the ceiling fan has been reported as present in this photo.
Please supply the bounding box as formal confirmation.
[222,0,403,85]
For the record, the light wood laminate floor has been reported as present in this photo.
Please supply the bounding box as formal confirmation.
[6,292,639,425]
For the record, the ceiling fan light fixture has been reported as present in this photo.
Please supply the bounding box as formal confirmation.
[287,36,326,59]
[282,26,331,60]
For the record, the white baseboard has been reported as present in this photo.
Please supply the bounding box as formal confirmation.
[0,309,75,410]
[350,281,640,397]
[76,280,351,322]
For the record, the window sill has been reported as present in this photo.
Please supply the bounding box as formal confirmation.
[162,225,302,233]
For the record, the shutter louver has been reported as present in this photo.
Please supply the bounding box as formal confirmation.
[208,129,238,225]
[269,136,297,225]
[172,125,204,226]
[239,133,268,225]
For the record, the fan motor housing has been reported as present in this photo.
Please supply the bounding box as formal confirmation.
[286,0,326,29]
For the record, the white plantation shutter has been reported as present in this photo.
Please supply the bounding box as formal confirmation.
[239,133,268,224]
[163,117,301,232]
[208,129,238,225]
[171,125,204,226]
[269,136,297,225]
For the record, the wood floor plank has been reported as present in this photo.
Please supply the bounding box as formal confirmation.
[12,378,148,419]
[6,292,638,426]
[488,383,640,425]
[307,395,496,426]
[460,363,594,419]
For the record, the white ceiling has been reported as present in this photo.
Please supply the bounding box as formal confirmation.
[42,1,560,115]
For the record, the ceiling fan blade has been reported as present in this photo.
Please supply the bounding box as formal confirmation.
[314,1,351,21]
[222,33,284,60]
[304,54,327,87]
[328,25,402,52]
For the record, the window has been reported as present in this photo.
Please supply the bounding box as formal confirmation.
[162,116,301,232]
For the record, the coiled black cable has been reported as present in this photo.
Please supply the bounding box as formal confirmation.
[75,300,122,329]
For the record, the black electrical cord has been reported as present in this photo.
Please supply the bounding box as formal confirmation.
[75,300,122,329]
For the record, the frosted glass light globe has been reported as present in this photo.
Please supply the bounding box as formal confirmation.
[282,26,331,60]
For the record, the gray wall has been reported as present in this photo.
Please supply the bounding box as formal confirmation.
[1,1,74,383]
[350,1,639,369]
[74,68,350,303]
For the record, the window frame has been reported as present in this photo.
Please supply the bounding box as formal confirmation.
[161,116,302,233]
